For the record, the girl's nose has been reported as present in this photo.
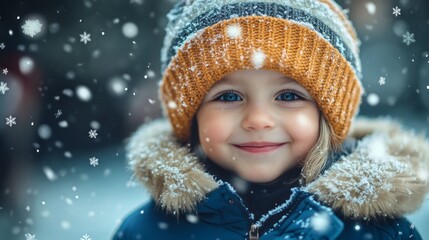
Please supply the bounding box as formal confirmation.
[241,105,276,131]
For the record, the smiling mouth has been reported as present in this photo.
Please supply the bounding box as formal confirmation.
[233,143,286,154]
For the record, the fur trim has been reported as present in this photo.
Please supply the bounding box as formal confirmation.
[126,119,218,214]
[306,117,429,219]
[128,118,429,219]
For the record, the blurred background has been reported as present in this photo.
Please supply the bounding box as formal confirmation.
[0,0,428,239]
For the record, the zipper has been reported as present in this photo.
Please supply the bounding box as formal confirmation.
[247,191,307,239]
[248,224,259,240]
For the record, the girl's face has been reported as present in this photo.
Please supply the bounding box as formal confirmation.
[196,70,320,183]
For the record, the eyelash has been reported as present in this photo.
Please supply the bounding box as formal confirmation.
[213,89,305,102]
[213,90,242,102]
[275,89,305,101]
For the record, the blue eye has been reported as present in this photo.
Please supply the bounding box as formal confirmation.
[276,91,301,101]
[216,91,242,102]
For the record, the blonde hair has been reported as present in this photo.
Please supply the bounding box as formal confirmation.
[301,115,340,184]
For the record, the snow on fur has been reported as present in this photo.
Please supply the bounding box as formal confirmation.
[126,119,218,214]
[305,118,429,219]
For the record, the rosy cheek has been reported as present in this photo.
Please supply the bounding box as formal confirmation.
[289,110,319,140]
[199,118,225,145]
[197,109,230,146]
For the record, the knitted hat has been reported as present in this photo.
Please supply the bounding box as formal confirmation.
[159,0,363,145]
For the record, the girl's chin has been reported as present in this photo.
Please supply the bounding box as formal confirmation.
[236,171,281,183]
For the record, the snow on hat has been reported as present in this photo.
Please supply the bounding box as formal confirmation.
[159,0,363,145]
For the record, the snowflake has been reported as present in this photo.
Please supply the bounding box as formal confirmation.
[54,109,62,118]
[0,81,9,94]
[80,32,91,44]
[378,76,386,86]
[25,233,37,240]
[21,19,43,38]
[0,42,5,49]
[72,186,77,191]
[80,234,92,240]
[2,68,8,75]
[88,129,98,138]
[402,31,416,46]
[25,205,30,211]
[89,157,99,167]
[392,6,401,17]
[5,115,16,127]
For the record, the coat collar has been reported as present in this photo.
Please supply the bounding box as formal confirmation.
[127,118,429,219]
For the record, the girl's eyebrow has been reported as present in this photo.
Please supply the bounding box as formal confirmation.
[217,77,237,84]
[278,76,296,83]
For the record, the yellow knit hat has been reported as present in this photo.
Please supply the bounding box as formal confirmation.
[159,0,363,144]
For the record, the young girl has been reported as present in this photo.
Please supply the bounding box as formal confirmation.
[114,0,429,239]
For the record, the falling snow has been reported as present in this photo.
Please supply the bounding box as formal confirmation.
[365,2,376,15]
[21,19,43,37]
[158,222,169,230]
[310,212,330,233]
[80,31,91,44]
[89,157,99,167]
[392,6,401,17]
[122,22,139,38]
[0,81,9,94]
[226,24,242,39]
[24,233,37,240]
[76,85,93,102]
[54,109,63,118]
[251,49,266,69]
[42,166,58,181]
[2,2,429,239]
[130,0,144,5]
[186,214,199,224]
[402,31,416,46]
[88,129,98,138]
[378,76,386,86]
[5,115,16,127]
[168,101,177,109]
[367,93,380,106]
[80,234,92,240]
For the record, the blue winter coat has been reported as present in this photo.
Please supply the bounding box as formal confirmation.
[113,118,429,239]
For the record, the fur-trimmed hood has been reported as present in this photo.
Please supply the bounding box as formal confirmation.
[126,117,429,220]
